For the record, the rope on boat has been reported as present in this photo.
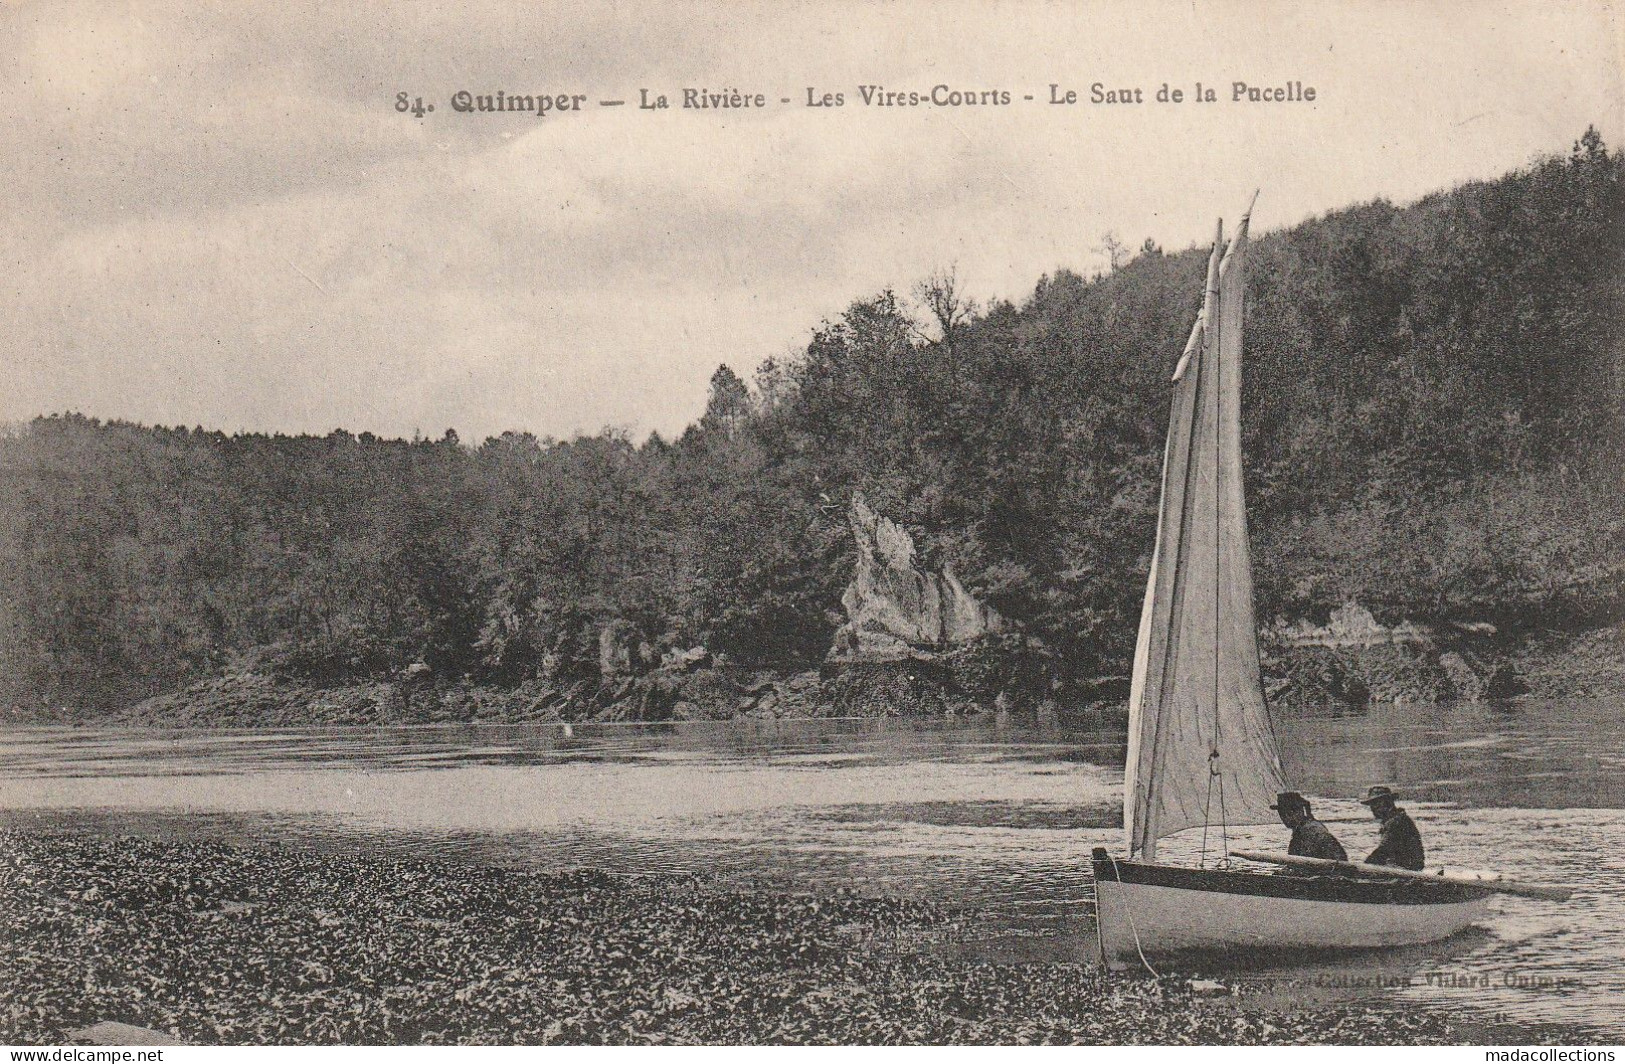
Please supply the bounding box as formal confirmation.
[1199,759,1214,867]
[1199,740,1232,867]
[1106,852,1161,979]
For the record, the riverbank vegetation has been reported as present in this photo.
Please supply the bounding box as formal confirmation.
[1,132,1620,721]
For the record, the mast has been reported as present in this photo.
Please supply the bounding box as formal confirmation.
[1123,203,1284,862]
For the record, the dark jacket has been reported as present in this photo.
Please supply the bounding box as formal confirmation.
[1289,818,1349,863]
[1366,809,1425,871]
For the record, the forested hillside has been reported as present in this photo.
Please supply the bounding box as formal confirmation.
[2,132,1621,720]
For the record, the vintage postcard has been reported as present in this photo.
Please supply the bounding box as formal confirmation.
[2,0,1622,1051]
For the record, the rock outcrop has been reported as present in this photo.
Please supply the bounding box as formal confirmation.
[1264,601,1521,706]
[829,494,1004,662]
[1271,602,1433,649]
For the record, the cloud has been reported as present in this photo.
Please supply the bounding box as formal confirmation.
[2,0,1620,441]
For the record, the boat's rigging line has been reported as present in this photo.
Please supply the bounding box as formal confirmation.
[1200,727,1231,868]
[1205,219,1230,868]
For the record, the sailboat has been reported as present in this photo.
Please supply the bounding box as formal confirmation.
[1090,201,1559,969]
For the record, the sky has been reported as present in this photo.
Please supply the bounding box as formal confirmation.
[3,0,1620,443]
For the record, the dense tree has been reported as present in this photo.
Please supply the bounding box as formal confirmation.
[0,135,1619,718]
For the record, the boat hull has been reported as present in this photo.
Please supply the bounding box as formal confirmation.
[1092,848,1491,969]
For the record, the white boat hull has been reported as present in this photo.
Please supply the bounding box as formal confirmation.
[1092,848,1491,969]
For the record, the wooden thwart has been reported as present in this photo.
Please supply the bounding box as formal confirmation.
[1232,849,1573,902]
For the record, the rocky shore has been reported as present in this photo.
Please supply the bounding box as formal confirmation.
[1260,606,1625,709]
[75,617,1623,729]
[0,832,1572,1045]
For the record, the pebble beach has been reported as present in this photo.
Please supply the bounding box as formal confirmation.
[0,831,1583,1046]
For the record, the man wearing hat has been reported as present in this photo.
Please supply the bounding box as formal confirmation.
[1272,791,1348,866]
[1360,785,1425,871]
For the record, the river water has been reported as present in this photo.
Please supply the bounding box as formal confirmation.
[1,699,1621,1037]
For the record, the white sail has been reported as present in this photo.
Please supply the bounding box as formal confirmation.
[1124,207,1284,861]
